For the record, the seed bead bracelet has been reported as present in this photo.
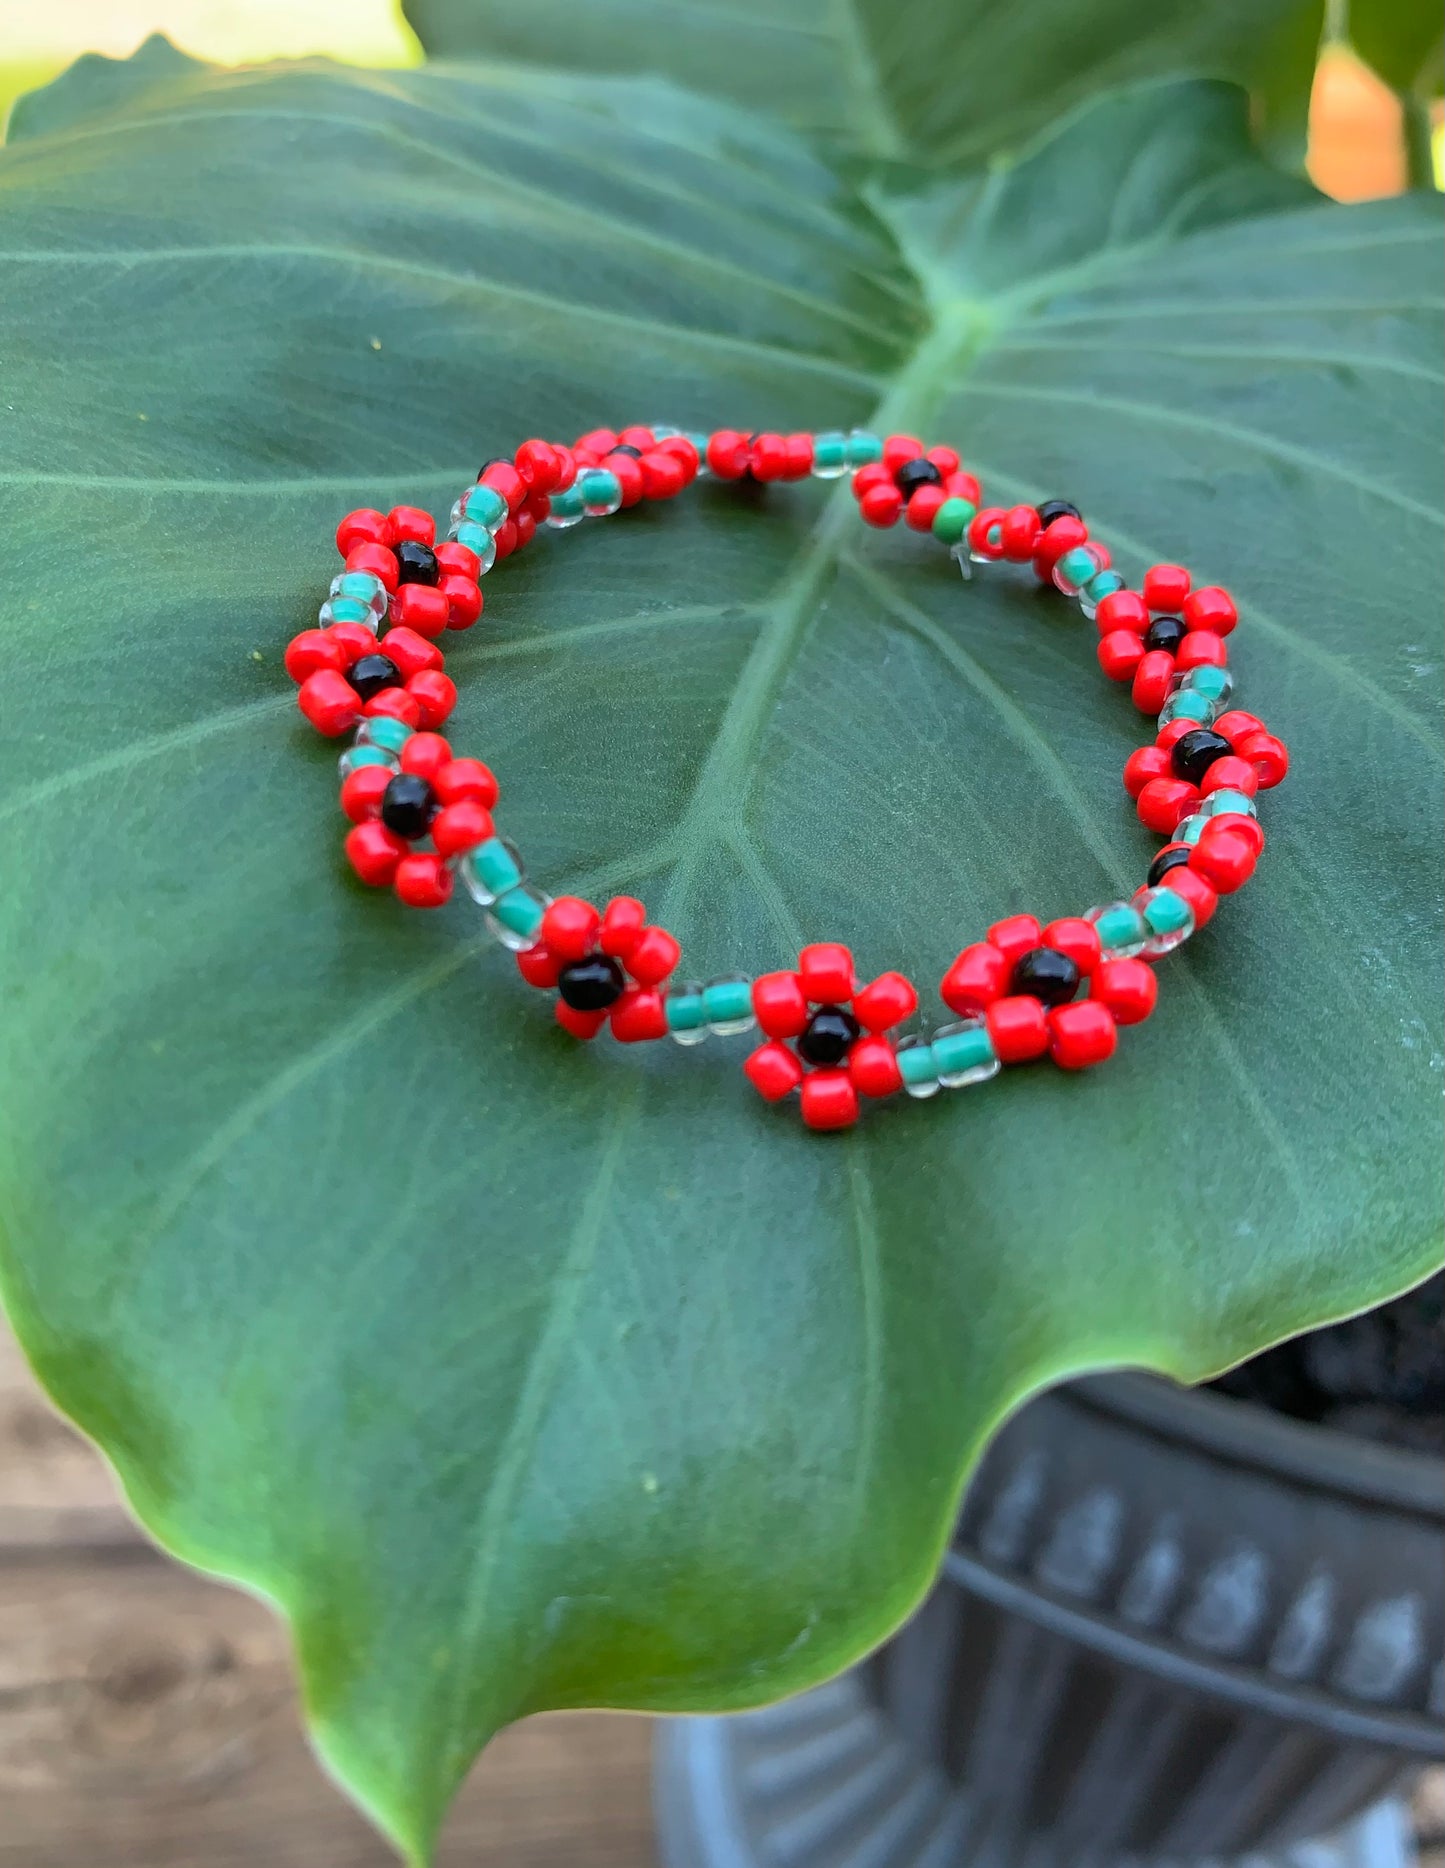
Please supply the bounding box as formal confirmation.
[285,425,1289,1132]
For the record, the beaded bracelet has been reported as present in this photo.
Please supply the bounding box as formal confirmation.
[285,426,1289,1131]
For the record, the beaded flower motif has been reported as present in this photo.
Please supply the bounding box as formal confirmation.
[517,895,684,1042]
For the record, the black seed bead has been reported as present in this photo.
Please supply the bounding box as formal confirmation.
[348,653,402,700]
[394,539,440,587]
[1148,845,1193,887]
[1037,499,1081,527]
[1171,727,1233,785]
[557,954,626,1012]
[798,1004,861,1068]
[610,443,643,459]
[1010,946,1081,1007]
[894,457,943,496]
[1144,615,1186,655]
[476,457,509,478]
[379,773,438,840]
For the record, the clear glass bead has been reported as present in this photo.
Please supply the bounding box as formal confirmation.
[459,835,526,906]
[702,975,755,1037]
[811,430,849,478]
[338,742,399,780]
[931,1019,1000,1089]
[895,1034,942,1099]
[949,542,975,581]
[665,982,709,1046]
[485,884,551,951]
[448,520,497,572]
[578,467,623,517]
[1134,884,1195,957]
[1052,543,1108,598]
[1085,900,1149,960]
[544,482,586,529]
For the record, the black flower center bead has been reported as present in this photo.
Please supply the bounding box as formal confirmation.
[894,457,943,497]
[1148,845,1193,886]
[394,539,440,587]
[348,652,402,700]
[798,1004,861,1067]
[379,773,438,840]
[557,954,626,1012]
[1010,946,1081,1007]
[1144,614,1187,655]
[1171,727,1233,786]
[1037,499,1081,527]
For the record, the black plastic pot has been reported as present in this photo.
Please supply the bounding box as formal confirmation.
[656,1373,1444,1867]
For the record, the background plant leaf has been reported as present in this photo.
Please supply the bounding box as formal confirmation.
[1,39,1441,1865]
[401,0,1332,166]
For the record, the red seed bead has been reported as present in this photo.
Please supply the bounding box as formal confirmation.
[986,915,1043,969]
[799,942,855,1002]
[1090,958,1157,1025]
[967,507,1007,558]
[336,508,389,555]
[851,461,893,497]
[782,433,815,479]
[800,1069,859,1131]
[639,449,688,498]
[905,484,947,532]
[853,971,917,1032]
[600,896,647,959]
[513,507,538,550]
[1144,563,1190,611]
[1040,916,1102,976]
[941,942,1011,1015]
[1048,1000,1118,1070]
[406,669,456,729]
[340,764,392,823]
[345,820,408,887]
[1176,629,1226,670]
[744,1040,804,1101]
[848,1034,903,1098]
[1098,630,1146,682]
[1189,825,1257,894]
[986,995,1051,1063]
[362,688,423,728]
[1183,585,1237,636]
[378,625,443,680]
[1124,744,1172,797]
[1236,730,1289,788]
[431,800,495,859]
[1212,811,1265,857]
[942,469,982,505]
[1200,755,1259,798]
[625,925,681,986]
[285,629,346,683]
[747,433,789,481]
[298,669,362,736]
[516,439,563,493]
[658,434,701,480]
[1095,589,1150,636]
[1166,864,1218,928]
[859,482,904,527]
[618,425,656,452]
[432,756,497,808]
[1000,505,1042,562]
[926,445,961,477]
[391,584,450,639]
[752,970,810,1039]
[1213,709,1267,748]
[516,944,563,990]
[882,434,924,471]
[493,525,517,563]
[386,505,435,549]
[326,623,375,669]
[435,541,481,580]
[481,460,527,512]
[1155,717,1201,753]
[541,897,602,964]
[404,736,463,783]
[1137,776,1200,833]
[607,451,646,507]
[575,428,618,460]
[1132,650,1176,714]
[345,542,399,591]
[611,987,669,1043]
[1033,515,1087,578]
[555,1000,609,1041]
[441,574,483,629]
[394,852,453,909]
[706,429,751,479]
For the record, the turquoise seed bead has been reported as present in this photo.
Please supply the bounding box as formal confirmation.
[355,715,413,753]
[452,521,497,570]
[702,978,752,1028]
[338,743,396,778]
[931,496,976,545]
[546,482,586,527]
[578,468,623,517]
[491,885,546,939]
[1176,812,1211,846]
[897,1040,941,1094]
[811,430,848,478]
[844,429,883,466]
[666,990,707,1034]
[461,483,509,530]
[1204,787,1258,819]
[1057,546,1097,587]
[1084,569,1124,602]
[1088,901,1149,958]
[332,570,387,605]
[1142,887,1192,938]
[1158,690,1215,727]
[1183,663,1232,703]
[931,1021,999,1088]
[320,596,373,627]
[468,837,523,900]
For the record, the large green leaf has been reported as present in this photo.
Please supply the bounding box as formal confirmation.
[401,0,1328,165]
[1,38,1441,1863]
